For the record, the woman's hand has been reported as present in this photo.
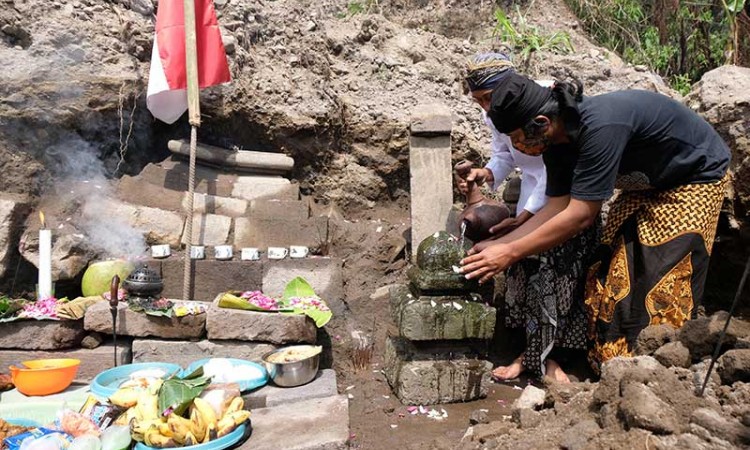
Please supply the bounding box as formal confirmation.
[489,210,534,237]
[460,242,519,284]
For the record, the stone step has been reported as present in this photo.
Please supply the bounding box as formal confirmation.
[116,175,185,213]
[248,199,309,221]
[238,395,349,450]
[233,216,327,249]
[206,297,317,344]
[383,336,492,405]
[158,259,263,302]
[243,369,338,408]
[230,177,299,202]
[168,140,294,175]
[389,284,496,340]
[0,344,132,383]
[192,193,248,217]
[132,339,277,366]
[181,213,232,246]
[0,320,85,350]
[262,257,345,316]
[84,302,207,339]
[139,159,239,197]
[95,199,185,247]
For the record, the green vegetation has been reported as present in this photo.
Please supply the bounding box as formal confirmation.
[337,0,379,18]
[492,7,574,63]
[564,0,748,94]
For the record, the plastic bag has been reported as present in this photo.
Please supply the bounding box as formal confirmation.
[199,383,241,418]
[68,436,101,450]
[99,426,130,450]
[57,409,100,438]
[5,429,71,450]
[78,396,123,431]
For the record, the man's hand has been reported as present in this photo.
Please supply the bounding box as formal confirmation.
[454,161,493,187]
[460,242,519,284]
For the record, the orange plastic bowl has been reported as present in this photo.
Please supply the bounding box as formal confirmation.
[10,358,80,396]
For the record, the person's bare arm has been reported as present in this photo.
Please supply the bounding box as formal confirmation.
[469,195,571,254]
[461,198,601,283]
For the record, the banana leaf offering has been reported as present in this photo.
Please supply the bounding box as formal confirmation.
[218,277,332,327]
[158,367,211,417]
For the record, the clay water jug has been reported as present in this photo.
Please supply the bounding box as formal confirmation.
[454,161,510,243]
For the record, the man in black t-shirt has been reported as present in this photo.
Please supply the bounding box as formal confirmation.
[459,72,730,373]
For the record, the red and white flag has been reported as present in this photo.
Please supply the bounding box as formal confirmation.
[147,0,231,124]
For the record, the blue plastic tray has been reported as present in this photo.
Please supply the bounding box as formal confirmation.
[183,359,268,392]
[134,423,247,450]
[90,363,182,399]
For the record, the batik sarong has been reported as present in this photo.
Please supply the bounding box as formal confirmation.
[585,175,728,371]
[505,225,600,377]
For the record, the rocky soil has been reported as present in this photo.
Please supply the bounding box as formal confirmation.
[1,1,750,448]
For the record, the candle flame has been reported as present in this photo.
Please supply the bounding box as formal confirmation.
[39,211,46,229]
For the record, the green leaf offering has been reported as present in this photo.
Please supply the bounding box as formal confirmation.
[282,277,317,301]
[282,277,333,328]
[157,367,210,417]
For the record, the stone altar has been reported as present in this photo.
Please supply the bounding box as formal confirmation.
[384,231,495,405]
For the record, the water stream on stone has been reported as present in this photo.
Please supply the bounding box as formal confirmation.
[459,220,467,253]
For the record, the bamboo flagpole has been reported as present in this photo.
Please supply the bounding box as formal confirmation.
[146,1,230,301]
[182,0,200,301]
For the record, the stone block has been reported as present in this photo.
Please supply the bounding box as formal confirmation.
[262,257,345,315]
[390,286,496,340]
[0,319,85,350]
[132,339,277,366]
[0,344,131,383]
[206,299,316,344]
[409,135,453,262]
[0,194,29,279]
[231,177,299,202]
[244,369,337,408]
[94,199,185,247]
[237,395,349,450]
[160,259,263,302]
[181,213,232,246]
[383,337,492,405]
[249,199,309,220]
[168,140,294,174]
[84,302,207,339]
[189,193,247,217]
[139,159,238,197]
[410,103,452,136]
[234,216,328,249]
[116,175,184,212]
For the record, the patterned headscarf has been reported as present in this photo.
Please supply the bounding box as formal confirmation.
[465,52,515,92]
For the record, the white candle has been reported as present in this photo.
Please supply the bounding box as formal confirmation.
[38,212,52,300]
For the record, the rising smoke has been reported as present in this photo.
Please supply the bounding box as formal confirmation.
[46,133,147,259]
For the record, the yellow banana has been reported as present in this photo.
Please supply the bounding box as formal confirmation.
[189,407,206,442]
[144,428,176,448]
[158,423,173,438]
[109,388,140,408]
[224,410,251,426]
[202,423,216,444]
[114,407,138,426]
[167,414,193,445]
[137,392,159,421]
[216,415,236,438]
[192,398,218,428]
[184,431,198,447]
[131,418,162,442]
[223,397,244,417]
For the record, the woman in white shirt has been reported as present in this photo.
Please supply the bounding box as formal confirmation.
[458,53,599,382]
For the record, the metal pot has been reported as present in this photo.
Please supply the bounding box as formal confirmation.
[262,346,320,387]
